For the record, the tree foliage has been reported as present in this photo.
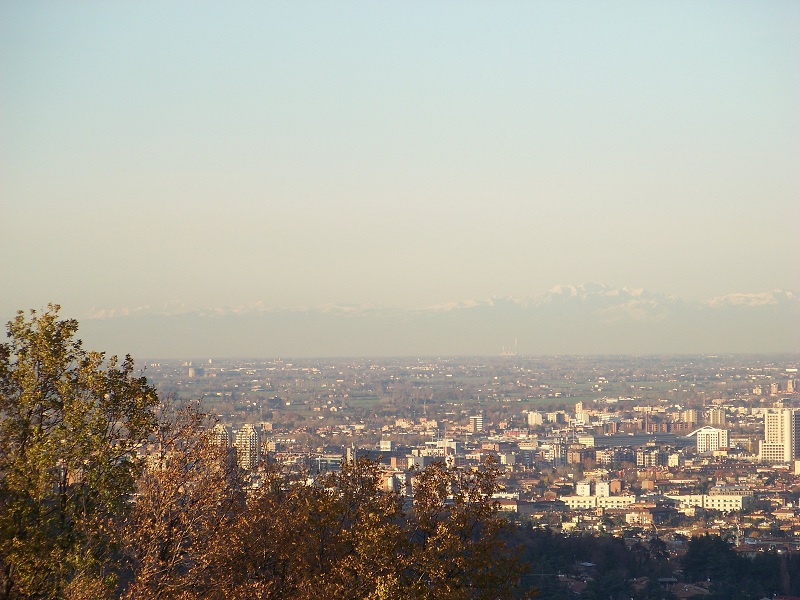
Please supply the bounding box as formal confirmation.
[213,457,408,599]
[0,305,158,599]
[0,305,525,599]
[404,459,523,599]
[125,447,524,599]
[680,534,800,599]
[121,400,243,599]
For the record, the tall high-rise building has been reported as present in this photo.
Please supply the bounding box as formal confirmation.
[545,442,565,467]
[527,411,543,427]
[469,412,485,433]
[759,408,800,463]
[212,424,232,449]
[234,424,261,470]
[707,408,726,427]
[573,401,588,424]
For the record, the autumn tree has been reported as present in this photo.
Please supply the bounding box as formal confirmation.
[0,305,158,599]
[199,457,523,600]
[209,457,406,600]
[0,306,524,600]
[404,459,524,600]
[121,400,244,600]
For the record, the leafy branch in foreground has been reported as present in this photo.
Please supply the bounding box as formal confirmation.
[0,305,158,599]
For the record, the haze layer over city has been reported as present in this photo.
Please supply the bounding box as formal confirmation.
[2,2,798,358]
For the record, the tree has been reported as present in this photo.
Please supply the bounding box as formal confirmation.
[219,457,407,600]
[404,459,524,599]
[579,570,633,600]
[203,457,523,600]
[0,306,526,599]
[120,400,243,600]
[681,534,742,585]
[0,305,158,599]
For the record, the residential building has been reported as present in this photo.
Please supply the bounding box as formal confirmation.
[212,424,232,449]
[234,424,261,470]
[759,408,800,463]
[666,494,752,512]
[469,412,485,433]
[527,411,543,427]
[595,480,610,497]
[707,407,726,427]
[690,426,729,454]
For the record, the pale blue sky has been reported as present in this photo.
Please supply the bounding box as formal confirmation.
[2,1,799,320]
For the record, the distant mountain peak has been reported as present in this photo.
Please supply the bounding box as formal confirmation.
[77,283,800,356]
[706,289,797,308]
[84,284,799,321]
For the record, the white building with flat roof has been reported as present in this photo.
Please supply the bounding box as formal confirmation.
[527,411,544,427]
[759,408,800,463]
[689,426,729,454]
[666,494,751,512]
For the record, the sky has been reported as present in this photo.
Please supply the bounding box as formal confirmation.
[2,1,799,329]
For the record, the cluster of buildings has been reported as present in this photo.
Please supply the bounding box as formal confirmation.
[139,356,800,547]
[212,423,261,470]
[201,404,800,546]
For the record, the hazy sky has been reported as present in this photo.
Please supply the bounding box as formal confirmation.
[2,2,799,321]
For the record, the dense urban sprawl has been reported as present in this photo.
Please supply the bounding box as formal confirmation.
[145,355,800,552]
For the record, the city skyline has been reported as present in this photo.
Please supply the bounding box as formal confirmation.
[2,2,798,354]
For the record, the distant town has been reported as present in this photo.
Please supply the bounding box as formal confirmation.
[140,354,800,554]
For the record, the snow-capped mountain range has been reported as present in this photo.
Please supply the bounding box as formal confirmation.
[79,284,799,358]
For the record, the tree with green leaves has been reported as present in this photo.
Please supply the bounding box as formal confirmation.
[0,305,158,599]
